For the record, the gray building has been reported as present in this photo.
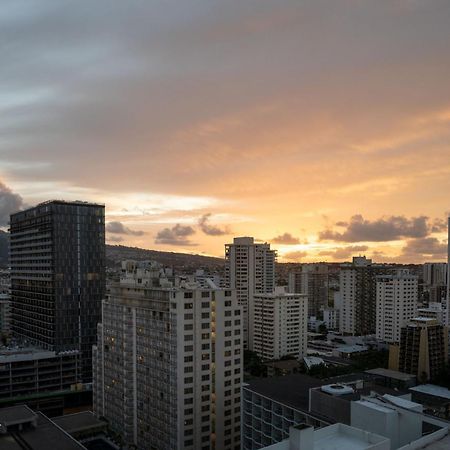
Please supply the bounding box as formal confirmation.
[0,348,81,416]
[0,405,90,450]
[10,200,105,382]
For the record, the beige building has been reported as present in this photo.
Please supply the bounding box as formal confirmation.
[390,317,448,382]
[251,288,308,361]
[93,261,243,450]
[225,237,276,349]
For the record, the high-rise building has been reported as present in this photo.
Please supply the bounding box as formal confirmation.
[251,288,308,361]
[392,318,448,382]
[447,217,450,326]
[339,256,393,336]
[225,237,276,348]
[375,270,418,344]
[423,262,448,287]
[0,293,11,336]
[9,200,105,382]
[423,262,448,306]
[288,264,329,317]
[93,261,243,450]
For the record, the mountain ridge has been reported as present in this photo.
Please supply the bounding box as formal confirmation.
[0,232,224,269]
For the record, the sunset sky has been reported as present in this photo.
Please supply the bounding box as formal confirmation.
[0,0,449,262]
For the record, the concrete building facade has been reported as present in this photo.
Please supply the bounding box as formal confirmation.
[251,288,308,361]
[375,270,418,344]
[287,264,329,318]
[225,237,276,348]
[93,261,243,450]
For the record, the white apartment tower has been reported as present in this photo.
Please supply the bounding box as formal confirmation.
[376,270,418,343]
[93,261,243,450]
[251,288,308,361]
[225,237,276,348]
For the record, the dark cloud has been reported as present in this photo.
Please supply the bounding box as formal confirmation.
[430,218,448,233]
[0,181,24,227]
[1,0,449,202]
[401,237,447,259]
[106,221,145,236]
[107,235,124,243]
[283,251,308,261]
[155,224,196,246]
[271,232,302,245]
[198,214,229,236]
[318,245,369,260]
[319,215,429,242]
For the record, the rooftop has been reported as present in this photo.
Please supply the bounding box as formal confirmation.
[410,384,450,400]
[53,412,107,436]
[261,423,389,450]
[37,200,105,208]
[422,434,450,449]
[0,347,79,363]
[304,356,326,369]
[0,406,86,450]
[263,359,301,370]
[336,345,369,353]
[244,373,323,412]
[365,367,416,382]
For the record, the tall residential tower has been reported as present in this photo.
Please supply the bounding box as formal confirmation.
[225,237,276,348]
[376,270,418,344]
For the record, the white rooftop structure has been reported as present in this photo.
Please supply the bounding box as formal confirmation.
[260,423,390,450]
[351,394,450,450]
[303,356,325,370]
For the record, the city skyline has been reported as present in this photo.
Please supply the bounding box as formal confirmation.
[1,1,450,262]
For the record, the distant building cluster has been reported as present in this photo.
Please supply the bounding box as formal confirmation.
[0,200,449,449]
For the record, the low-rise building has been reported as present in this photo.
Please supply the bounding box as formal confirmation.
[0,347,82,416]
[242,374,329,450]
[263,359,302,377]
[351,394,450,450]
[257,423,390,450]
[417,302,445,324]
[409,384,450,420]
[0,405,88,449]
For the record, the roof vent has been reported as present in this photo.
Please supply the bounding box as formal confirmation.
[321,384,354,396]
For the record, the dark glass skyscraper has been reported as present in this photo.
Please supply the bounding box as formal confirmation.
[9,200,105,382]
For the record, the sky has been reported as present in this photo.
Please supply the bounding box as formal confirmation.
[0,0,449,263]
